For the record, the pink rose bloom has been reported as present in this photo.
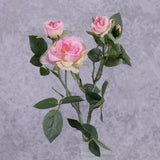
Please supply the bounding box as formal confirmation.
[116,24,121,33]
[44,20,64,39]
[40,36,87,74]
[91,15,112,37]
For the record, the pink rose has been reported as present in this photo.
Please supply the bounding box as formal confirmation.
[91,15,112,37]
[44,20,64,39]
[115,24,121,33]
[40,36,87,74]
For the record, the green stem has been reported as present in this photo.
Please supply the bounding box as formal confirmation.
[95,58,105,82]
[75,74,85,93]
[57,103,61,111]
[87,108,93,124]
[76,107,83,124]
[65,70,68,96]
[87,44,107,124]
[45,65,59,77]
[57,69,71,96]
[51,69,83,124]
[92,62,95,83]
[94,45,106,82]
[51,87,64,98]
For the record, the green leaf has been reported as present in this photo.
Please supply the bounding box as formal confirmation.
[94,36,104,46]
[70,71,77,80]
[104,57,126,67]
[86,31,95,36]
[107,33,118,43]
[88,48,102,62]
[104,44,131,67]
[99,37,105,44]
[85,91,102,105]
[52,87,64,98]
[100,105,103,122]
[82,124,98,139]
[83,84,100,93]
[95,139,111,151]
[109,44,121,57]
[36,35,47,38]
[104,35,115,46]
[89,140,101,157]
[29,35,48,55]
[40,67,50,76]
[30,55,42,67]
[43,110,63,142]
[67,119,90,138]
[110,13,123,36]
[68,120,99,140]
[120,45,131,66]
[62,30,71,35]
[34,98,58,109]
[61,96,84,104]
[67,119,83,130]
[101,81,108,96]
[105,43,121,59]
[86,31,103,46]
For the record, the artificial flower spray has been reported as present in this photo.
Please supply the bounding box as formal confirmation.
[28,13,131,157]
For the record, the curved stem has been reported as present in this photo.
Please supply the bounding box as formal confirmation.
[75,74,85,93]
[94,45,106,82]
[95,58,106,82]
[87,44,108,124]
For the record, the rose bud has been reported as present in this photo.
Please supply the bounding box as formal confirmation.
[40,36,87,74]
[116,24,121,33]
[91,15,112,37]
[112,24,122,37]
[44,20,64,39]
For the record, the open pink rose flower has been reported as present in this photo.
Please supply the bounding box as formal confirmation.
[44,20,64,39]
[40,36,87,74]
[91,15,112,37]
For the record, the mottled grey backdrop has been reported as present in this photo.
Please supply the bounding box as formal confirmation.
[0,0,160,160]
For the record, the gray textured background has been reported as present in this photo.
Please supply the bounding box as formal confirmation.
[0,0,160,160]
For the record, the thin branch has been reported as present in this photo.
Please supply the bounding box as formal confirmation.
[65,70,68,96]
[44,65,59,77]
[87,44,108,124]
[75,74,85,93]
[52,87,64,98]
